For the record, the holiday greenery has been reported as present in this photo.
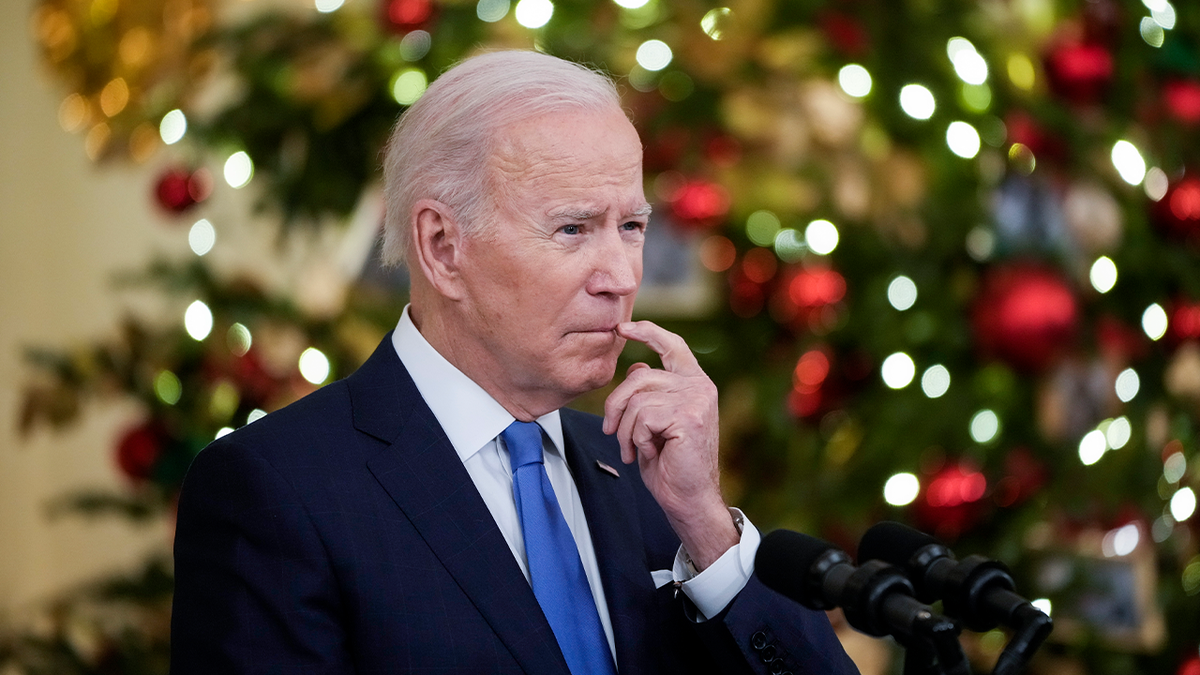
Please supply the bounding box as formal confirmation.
[15,0,1200,673]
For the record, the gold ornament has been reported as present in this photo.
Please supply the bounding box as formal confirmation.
[31,0,214,161]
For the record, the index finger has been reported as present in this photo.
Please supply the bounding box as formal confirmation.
[616,320,703,376]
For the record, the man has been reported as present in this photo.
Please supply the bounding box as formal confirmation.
[171,50,858,675]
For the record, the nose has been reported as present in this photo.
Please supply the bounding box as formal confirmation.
[587,226,640,298]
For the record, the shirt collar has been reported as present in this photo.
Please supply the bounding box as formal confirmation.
[391,305,565,463]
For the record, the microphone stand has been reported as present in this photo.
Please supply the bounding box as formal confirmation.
[900,611,971,675]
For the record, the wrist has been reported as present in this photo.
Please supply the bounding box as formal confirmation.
[670,505,742,572]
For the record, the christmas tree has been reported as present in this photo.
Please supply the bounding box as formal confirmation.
[11,0,1200,672]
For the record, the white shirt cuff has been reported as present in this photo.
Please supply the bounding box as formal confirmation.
[672,508,761,621]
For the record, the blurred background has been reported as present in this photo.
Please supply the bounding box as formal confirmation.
[2,0,1199,672]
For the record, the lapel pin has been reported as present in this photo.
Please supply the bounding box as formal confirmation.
[595,460,621,478]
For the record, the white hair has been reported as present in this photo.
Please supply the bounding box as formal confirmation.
[380,50,624,267]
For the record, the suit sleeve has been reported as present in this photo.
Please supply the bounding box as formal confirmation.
[170,438,353,675]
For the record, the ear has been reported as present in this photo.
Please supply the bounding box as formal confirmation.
[411,199,468,300]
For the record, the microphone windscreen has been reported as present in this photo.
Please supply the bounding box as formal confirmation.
[858,521,939,567]
[755,529,836,607]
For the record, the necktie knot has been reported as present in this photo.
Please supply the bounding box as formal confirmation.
[502,420,544,470]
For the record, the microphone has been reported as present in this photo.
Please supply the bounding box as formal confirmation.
[859,522,1052,675]
[755,530,969,674]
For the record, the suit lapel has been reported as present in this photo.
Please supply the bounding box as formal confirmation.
[561,410,661,675]
[349,336,569,675]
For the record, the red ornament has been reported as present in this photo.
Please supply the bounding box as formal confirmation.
[154,167,210,215]
[769,265,847,333]
[1044,41,1114,105]
[668,179,730,230]
[1153,176,1200,241]
[116,422,165,482]
[1004,111,1067,164]
[788,348,832,419]
[817,11,869,58]
[1178,653,1200,675]
[973,265,1079,373]
[382,0,433,32]
[1169,300,1200,344]
[913,461,990,540]
[1165,80,1200,125]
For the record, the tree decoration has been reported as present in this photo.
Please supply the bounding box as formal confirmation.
[973,264,1079,373]
[115,421,166,482]
[913,461,990,540]
[1169,300,1200,344]
[381,0,434,33]
[153,167,210,214]
[1044,40,1115,106]
[1153,176,1200,241]
[667,179,731,230]
[1164,80,1200,125]
[771,265,846,333]
[31,0,212,161]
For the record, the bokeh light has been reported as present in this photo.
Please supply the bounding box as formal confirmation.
[947,38,988,85]
[189,218,215,256]
[636,39,672,71]
[1147,0,1176,29]
[154,370,182,405]
[887,275,918,310]
[1032,599,1052,616]
[882,352,916,389]
[1112,140,1147,186]
[1105,416,1131,450]
[184,300,213,341]
[884,472,920,506]
[700,7,730,40]
[1102,523,1140,557]
[477,0,511,22]
[1115,368,1140,402]
[1079,430,1107,465]
[613,0,648,8]
[921,365,951,398]
[514,0,553,28]
[1007,53,1036,90]
[805,219,838,255]
[227,323,252,356]
[299,347,331,385]
[746,209,781,247]
[1141,17,1165,47]
[1089,256,1117,293]
[946,121,981,159]
[900,84,936,120]
[248,408,267,424]
[969,409,1000,443]
[216,427,234,439]
[159,109,186,145]
[392,69,428,105]
[1145,167,1169,201]
[1143,303,1168,340]
[1165,452,1187,484]
[1171,487,1196,521]
[838,64,872,98]
[399,30,432,60]
[224,151,254,189]
[315,0,344,12]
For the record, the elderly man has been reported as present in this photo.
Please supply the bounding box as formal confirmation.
[170,50,857,675]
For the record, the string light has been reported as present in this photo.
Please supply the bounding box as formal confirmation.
[184,300,213,341]
[1111,140,1147,186]
[1143,303,1168,340]
[881,353,916,389]
[838,64,872,98]
[887,275,918,310]
[921,365,950,398]
[969,409,1000,443]
[805,219,838,255]
[900,84,936,120]
[224,151,254,189]
[884,473,920,506]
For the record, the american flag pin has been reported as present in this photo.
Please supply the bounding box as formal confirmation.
[595,460,621,478]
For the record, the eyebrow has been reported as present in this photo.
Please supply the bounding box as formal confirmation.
[548,204,653,221]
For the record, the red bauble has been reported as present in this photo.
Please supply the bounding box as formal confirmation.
[1044,41,1114,105]
[1153,176,1200,241]
[1165,80,1200,125]
[382,0,433,32]
[770,265,847,333]
[116,422,165,482]
[913,462,990,540]
[154,167,210,215]
[1178,653,1200,675]
[668,180,730,230]
[973,264,1079,373]
[788,348,832,419]
[1168,300,1200,344]
[817,11,869,58]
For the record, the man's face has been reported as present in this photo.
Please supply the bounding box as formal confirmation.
[453,107,649,413]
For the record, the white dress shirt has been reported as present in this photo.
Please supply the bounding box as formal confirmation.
[391,306,761,659]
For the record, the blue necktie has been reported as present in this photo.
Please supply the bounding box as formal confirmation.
[502,420,618,675]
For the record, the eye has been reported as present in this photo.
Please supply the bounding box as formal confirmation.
[560,224,583,235]
[621,221,646,232]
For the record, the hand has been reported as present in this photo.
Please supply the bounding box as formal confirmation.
[603,320,739,570]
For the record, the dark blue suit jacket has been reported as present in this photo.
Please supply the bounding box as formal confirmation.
[171,335,858,675]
